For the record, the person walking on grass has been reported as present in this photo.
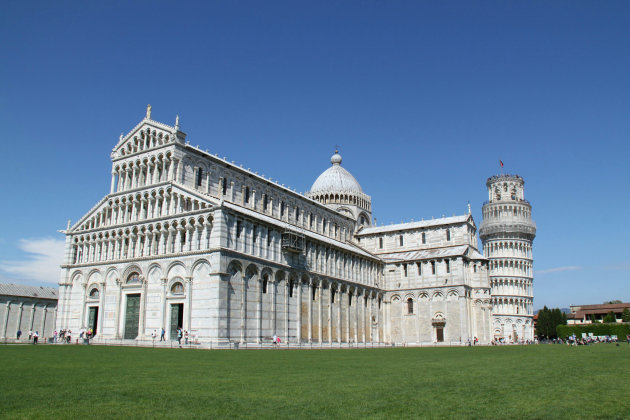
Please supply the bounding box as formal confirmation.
[16,329,21,340]
[177,327,183,347]
[152,330,157,343]
[33,331,39,344]
[160,328,165,342]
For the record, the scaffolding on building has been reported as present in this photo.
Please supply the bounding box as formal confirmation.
[281,229,304,253]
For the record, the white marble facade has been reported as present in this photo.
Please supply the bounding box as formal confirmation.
[57,109,497,345]
[479,175,536,342]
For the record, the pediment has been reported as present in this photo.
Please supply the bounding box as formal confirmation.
[111,118,186,160]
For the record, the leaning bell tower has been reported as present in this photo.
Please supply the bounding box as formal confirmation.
[479,174,536,342]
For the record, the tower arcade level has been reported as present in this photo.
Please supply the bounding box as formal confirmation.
[479,174,536,342]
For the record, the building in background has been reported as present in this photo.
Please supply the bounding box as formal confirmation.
[56,108,494,346]
[566,302,630,325]
[480,174,536,342]
[0,283,58,340]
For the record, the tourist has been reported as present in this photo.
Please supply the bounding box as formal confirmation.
[273,334,277,346]
[152,330,157,342]
[16,329,21,340]
[184,330,189,345]
[33,331,39,344]
[53,330,58,343]
[160,328,165,342]
[28,330,32,340]
[177,328,183,347]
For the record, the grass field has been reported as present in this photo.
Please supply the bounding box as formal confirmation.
[0,344,628,419]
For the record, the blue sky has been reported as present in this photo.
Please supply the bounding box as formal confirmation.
[1,1,628,309]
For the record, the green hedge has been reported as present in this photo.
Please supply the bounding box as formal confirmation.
[557,323,630,338]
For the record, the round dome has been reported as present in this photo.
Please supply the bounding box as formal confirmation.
[310,152,363,194]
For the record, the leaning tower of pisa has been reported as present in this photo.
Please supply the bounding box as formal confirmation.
[479,174,536,342]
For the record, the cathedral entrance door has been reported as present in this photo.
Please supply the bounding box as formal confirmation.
[124,294,141,339]
[436,327,444,342]
[170,303,184,340]
[88,306,98,337]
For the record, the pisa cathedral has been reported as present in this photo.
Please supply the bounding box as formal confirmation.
[56,107,535,346]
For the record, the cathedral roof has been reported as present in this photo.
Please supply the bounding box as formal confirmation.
[356,215,473,236]
[309,152,364,195]
[378,245,487,262]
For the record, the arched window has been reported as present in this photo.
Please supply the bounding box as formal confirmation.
[407,298,413,314]
[127,272,140,284]
[262,277,268,294]
[379,238,383,249]
[446,229,451,241]
[89,288,99,299]
[196,168,203,187]
[399,235,404,246]
[171,282,184,295]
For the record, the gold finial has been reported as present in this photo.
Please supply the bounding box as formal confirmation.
[146,104,152,119]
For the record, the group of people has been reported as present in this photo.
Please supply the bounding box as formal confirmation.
[15,329,39,344]
[151,328,194,347]
[537,335,623,346]
[53,329,73,343]
[78,328,94,343]
[466,337,479,346]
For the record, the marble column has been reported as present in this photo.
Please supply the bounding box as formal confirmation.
[307,279,312,343]
[15,303,24,336]
[318,282,323,344]
[1,301,11,338]
[186,277,193,334]
[297,279,302,344]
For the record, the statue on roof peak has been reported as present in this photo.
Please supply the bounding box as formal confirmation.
[146,104,152,119]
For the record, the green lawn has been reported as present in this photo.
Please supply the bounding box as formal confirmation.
[0,344,628,419]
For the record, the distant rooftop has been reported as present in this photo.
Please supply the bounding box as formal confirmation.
[357,215,471,236]
[0,283,58,300]
[378,245,486,262]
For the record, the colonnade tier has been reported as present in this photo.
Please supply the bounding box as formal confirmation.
[490,278,533,297]
[483,240,533,259]
[481,201,532,221]
[70,213,213,265]
[491,297,533,316]
[306,191,372,212]
[488,259,533,277]
[77,188,208,232]
[112,152,178,194]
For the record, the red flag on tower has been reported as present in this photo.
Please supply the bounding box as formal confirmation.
[500,160,504,168]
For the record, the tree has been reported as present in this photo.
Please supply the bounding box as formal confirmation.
[603,311,617,323]
[535,307,567,339]
[622,308,630,323]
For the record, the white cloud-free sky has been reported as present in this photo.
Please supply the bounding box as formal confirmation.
[0,1,629,308]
